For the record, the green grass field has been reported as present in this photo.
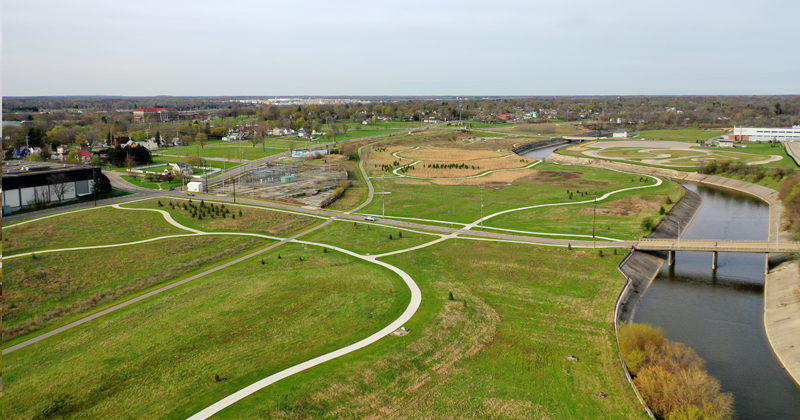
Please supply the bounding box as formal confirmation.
[301,220,438,255]
[633,128,725,142]
[3,236,268,346]
[121,198,320,236]
[4,207,188,254]
[360,163,661,224]
[212,240,647,419]
[3,244,409,419]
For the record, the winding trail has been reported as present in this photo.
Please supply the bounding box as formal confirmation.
[3,156,668,418]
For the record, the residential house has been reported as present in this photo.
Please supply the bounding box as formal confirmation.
[172,162,193,176]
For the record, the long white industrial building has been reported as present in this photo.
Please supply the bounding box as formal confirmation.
[730,126,800,142]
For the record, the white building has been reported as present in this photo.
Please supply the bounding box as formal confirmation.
[730,126,800,142]
[612,131,630,139]
[187,181,204,192]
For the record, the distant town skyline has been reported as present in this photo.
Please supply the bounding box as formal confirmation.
[4,0,800,96]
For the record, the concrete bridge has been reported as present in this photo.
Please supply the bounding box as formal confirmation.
[634,239,800,272]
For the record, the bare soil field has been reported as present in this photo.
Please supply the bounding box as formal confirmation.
[401,148,507,161]
[431,169,539,186]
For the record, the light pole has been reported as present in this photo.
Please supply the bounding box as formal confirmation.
[480,185,484,228]
[382,174,386,218]
[593,191,597,249]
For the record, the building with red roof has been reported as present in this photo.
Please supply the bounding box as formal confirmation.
[133,107,179,122]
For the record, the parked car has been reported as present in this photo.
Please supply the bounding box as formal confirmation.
[169,187,175,191]
[364,216,377,221]
[187,193,195,196]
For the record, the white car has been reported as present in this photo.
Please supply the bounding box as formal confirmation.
[364,216,377,222]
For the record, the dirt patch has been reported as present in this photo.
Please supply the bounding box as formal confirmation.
[402,147,506,162]
[431,169,538,186]
[577,196,663,217]
[566,141,596,152]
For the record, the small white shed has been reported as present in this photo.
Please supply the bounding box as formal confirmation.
[187,181,205,192]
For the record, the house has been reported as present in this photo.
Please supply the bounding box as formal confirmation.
[172,162,193,176]
[172,137,184,147]
[90,140,105,149]
[112,136,135,148]
[297,128,308,138]
[717,139,735,148]
[143,139,160,151]
[57,145,71,154]
[612,131,630,139]
[78,150,93,162]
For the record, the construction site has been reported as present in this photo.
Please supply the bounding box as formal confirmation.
[209,162,349,208]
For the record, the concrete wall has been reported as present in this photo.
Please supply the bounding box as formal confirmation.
[511,138,569,154]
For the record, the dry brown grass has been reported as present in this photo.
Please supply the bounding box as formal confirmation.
[412,155,535,178]
[402,148,506,161]
[566,141,597,152]
[577,196,664,217]
[431,169,538,186]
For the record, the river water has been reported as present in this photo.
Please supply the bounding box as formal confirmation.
[519,143,568,160]
[634,184,800,419]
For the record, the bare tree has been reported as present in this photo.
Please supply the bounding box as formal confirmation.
[125,154,136,173]
[47,174,75,203]
[27,185,51,207]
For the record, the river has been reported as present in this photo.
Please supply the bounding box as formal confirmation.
[634,184,800,419]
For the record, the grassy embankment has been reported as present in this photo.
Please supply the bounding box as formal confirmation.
[3,236,269,347]
[121,198,320,236]
[213,240,648,419]
[3,206,188,254]
[4,245,409,420]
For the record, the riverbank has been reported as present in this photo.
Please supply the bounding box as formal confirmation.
[764,260,800,387]
[551,152,800,389]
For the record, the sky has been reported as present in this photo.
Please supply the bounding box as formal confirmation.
[4,0,800,96]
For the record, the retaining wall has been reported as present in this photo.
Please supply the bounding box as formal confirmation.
[511,138,570,155]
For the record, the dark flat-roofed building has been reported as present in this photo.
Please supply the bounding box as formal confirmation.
[2,161,100,213]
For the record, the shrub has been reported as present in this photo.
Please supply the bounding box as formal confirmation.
[641,217,657,232]
[659,206,666,215]
[665,196,673,205]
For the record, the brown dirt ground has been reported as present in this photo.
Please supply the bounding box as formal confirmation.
[431,169,538,186]
[577,196,663,217]
[566,141,596,152]
[402,148,506,161]
[412,156,535,178]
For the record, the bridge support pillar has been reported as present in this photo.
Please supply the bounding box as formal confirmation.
[765,253,770,275]
[668,250,675,267]
[712,251,718,270]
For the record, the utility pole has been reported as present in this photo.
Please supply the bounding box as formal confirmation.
[233,176,236,203]
[204,159,209,194]
[593,191,597,249]
[93,168,98,206]
[382,174,386,218]
[480,185,484,228]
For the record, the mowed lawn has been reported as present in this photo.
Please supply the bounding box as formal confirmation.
[301,220,438,255]
[359,163,660,224]
[483,181,684,240]
[214,241,647,419]
[122,198,320,236]
[3,207,188,254]
[3,236,268,346]
[4,244,409,420]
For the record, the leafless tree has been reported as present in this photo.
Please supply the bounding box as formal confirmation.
[47,174,74,203]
